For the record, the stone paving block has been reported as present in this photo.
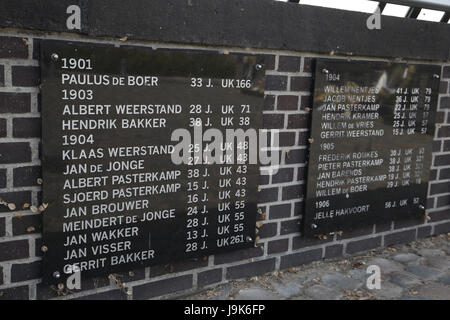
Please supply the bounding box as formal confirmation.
[412,283,450,300]
[321,272,363,291]
[393,253,420,264]
[368,257,405,274]
[305,285,343,300]
[233,286,280,300]
[406,265,443,280]
[273,282,302,298]
[423,256,450,271]
[436,272,450,286]
[373,281,404,300]
[388,271,422,288]
[417,249,446,257]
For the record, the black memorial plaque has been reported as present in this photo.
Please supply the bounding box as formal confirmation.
[305,59,440,237]
[40,41,265,283]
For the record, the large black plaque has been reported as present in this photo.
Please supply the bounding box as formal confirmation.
[305,59,440,237]
[41,41,265,283]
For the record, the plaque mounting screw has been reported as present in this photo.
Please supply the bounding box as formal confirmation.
[53,271,61,279]
[419,204,425,210]
[51,53,59,61]
[246,236,253,243]
[322,69,329,74]
[311,224,318,229]
[255,64,263,71]
[433,74,440,79]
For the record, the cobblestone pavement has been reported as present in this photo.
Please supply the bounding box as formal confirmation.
[185,234,450,300]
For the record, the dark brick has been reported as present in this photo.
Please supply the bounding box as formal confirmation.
[0,118,6,137]
[278,56,300,72]
[0,65,4,86]
[214,245,263,265]
[290,76,313,92]
[440,81,448,94]
[440,96,450,109]
[280,217,301,235]
[429,169,437,181]
[285,149,307,164]
[259,174,269,185]
[299,95,312,110]
[443,66,450,79]
[272,168,294,184]
[263,95,275,111]
[417,226,432,238]
[35,237,43,257]
[282,184,305,201]
[133,275,193,299]
[444,141,450,152]
[287,113,308,129]
[0,285,29,300]
[0,266,2,285]
[0,92,31,113]
[280,248,322,269]
[150,258,208,277]
[0,191,31,212]
[263,113,284,129]
[258,187,278,203]
[427,197,435,210]
[226,258,275,280]
[111,268,146,283]
[0,239,29,262]
[13,117,41,137]
[384,229,416,247]
[325,244,343,259]
[293,201,304,216]
[268,238,289,254]
[438,125,450,138]
[428,208,450,222]
[303,57,314,73]
[346,237,381,254]
[198,268,222,287]
[12,214,41,235]
[0,142,31,164]
[433,140,442,153]
[430,181,450,195]
[11,66,40,87]
[270,203,291,219]
[265,75,288,91]
[0,36,28,59]
[11,261,41,282]
[278,132,296,146]
[297,167,306,181]
[436,111,445,124]
[264,55,276,71]
[292,235,331,249]
[434,222,450,235]
[73,289,127,300]
[394,218,424,229]
[277,95,299,110]
[258,222,277,239]
[0,217,4,237]
[13,165,41,187]
[440,168,450,179]
[437,195,450,208]
[298,131,309,146]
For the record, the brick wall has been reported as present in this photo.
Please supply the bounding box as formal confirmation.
[0,31,449,300]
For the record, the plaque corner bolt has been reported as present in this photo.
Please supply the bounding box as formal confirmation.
[322,68,329,74]
[433,74,440,79]
[311,223,318,229]
[246,236,253,243]
[419,204,425,210]
[255,64,264,71]
[52,271,61,279]
[51,53,59,61]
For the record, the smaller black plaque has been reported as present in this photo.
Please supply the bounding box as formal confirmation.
[305,59,440,237]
